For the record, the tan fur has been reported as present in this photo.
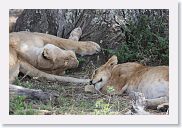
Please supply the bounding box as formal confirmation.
[10,31,100,56]
[68,27,82,41]
[90,55,169,109]
[9,31,100,84]
[9,16,17,32]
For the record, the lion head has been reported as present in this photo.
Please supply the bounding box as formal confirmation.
[90,55,118,91]
[37,44,79,71]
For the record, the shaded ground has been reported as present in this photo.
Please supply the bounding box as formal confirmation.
[10,71,130,115]
[10,70,167,115]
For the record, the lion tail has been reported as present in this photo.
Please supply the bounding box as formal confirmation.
[19,60,90,84]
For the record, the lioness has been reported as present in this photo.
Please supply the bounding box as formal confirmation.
[10,31,101,84]
[90,55,169,110]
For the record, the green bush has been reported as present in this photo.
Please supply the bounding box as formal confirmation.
[108,11,169,66]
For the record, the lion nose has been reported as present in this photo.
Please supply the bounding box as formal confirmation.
[90,80,93,85]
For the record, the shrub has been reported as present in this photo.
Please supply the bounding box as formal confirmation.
[107,10,169,66]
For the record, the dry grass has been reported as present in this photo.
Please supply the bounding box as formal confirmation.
[10,72,131,115]
[10,70,167,115]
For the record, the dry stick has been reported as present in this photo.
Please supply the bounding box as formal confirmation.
[19,71,30,82]
[19,109,53,115]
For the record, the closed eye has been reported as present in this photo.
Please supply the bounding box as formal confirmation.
[91,78,103,85]
[98,78,103,83]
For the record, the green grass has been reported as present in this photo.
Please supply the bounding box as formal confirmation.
[10,77,165,115]
[10,77,130,115]
[9,95,38,115]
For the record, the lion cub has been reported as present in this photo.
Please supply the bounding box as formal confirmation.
[90,55,169,110]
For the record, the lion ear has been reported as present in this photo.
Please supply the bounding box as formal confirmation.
[64,57,70,66]
[42,48,50,59]
[106,55,118,66]
[42,48,56,62]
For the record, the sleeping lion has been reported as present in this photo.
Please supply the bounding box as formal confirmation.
[10,31,101,84]
[89,55,169,110]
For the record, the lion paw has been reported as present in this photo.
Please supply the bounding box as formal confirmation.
[77,41,101,56]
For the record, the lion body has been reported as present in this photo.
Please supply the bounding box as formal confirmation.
[90,55,169,109]
[9,31,100,84]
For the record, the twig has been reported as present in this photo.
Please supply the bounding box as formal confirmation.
[19,71,30,82]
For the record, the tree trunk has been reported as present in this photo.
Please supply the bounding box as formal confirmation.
[14,9,169,70]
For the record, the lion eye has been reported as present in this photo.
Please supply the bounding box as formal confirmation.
[98,78,103,83]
